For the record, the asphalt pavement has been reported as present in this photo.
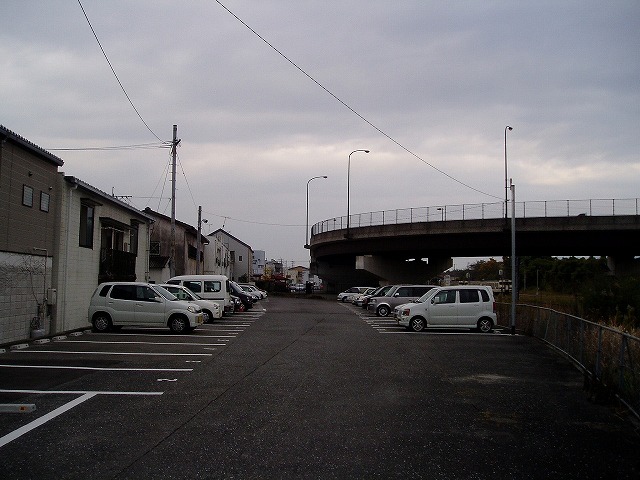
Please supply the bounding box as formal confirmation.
[1,296,638,479]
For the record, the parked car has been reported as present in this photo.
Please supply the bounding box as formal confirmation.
[289,283,306,293]
[229,281,254,310]
[159,284,222,323]
[351,287,377,306]
[240,284,267,299]
[361,285,394,310]
[367,284,437,317]
[337,287,369,303]
[166,275,233,315]
[88,282,204,333]
[396,285,497,333]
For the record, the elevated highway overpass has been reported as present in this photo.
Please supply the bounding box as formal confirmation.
[308,199,640,290]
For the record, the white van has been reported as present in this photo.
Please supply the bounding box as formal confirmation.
[396,285,497,333]
[166,275,233,315]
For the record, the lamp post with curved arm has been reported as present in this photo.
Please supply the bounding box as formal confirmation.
[346,149,370,237]
[305,175,327,248]
[504,125,513,219]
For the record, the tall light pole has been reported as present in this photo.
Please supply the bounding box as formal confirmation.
[504,125,513,219]
[346,149,370,237]
[305,175,327,248]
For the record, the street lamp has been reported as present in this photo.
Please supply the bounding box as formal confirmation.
[504,125,513,219]
[346,149,370,237]
[305,175,327,248]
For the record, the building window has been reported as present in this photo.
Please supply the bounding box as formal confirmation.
[40,192,50,212]
[188,244,197,260]
[150,241,160,256]
[239,255,243,262]
[23,185,33,207]
[79,203,94,248]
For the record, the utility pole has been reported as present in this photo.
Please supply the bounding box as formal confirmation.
[169,124,180,278]
[196,206,203,274]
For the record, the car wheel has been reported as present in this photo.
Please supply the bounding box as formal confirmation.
[478,317,493,333]
[409,317,425,332]
[377,305,390,317]
[341,296,349,303]
[202,310,212,323]
[169,316,189,333]
[92,313,112,332]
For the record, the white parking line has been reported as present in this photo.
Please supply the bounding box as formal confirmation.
[53,340,227,346]
[14,351,213,356]
[0,364,192,372]
[0,390,163,448]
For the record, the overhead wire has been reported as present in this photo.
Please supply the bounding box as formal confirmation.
[213,0,501,201]
[77,0,167,144]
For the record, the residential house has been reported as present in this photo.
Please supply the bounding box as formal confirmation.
[202,233,231,277]
[0,125,63,344]
[0,125,155,344]
[287,265,309,285]
[143,207,209,283]
[53,176,154,334]
[252,250,265,278]
[208,229,253,282]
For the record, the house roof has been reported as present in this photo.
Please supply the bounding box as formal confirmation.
[144,207,209,244]
[0,125,64,167]
[208,228,253,251]
[64,176,155,222]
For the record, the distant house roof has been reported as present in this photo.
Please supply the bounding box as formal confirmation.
[64,176,154,222]
[0,125,64,167]
[208,228,252,251]
[144,207,208,244]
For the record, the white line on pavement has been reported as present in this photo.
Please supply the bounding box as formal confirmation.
[13,351,213,356]
[0,364,192,372]
[53,340,227,346]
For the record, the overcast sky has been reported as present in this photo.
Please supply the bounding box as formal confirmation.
[2,1,638,267]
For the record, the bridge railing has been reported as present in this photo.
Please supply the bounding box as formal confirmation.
[496,303,640,418]
[311,198,640,236]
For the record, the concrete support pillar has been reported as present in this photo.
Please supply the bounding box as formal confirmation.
[355,255,452,284]
[607,255,640,277]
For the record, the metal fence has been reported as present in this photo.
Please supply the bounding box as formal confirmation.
[311,198,640,235]
[496,303,640,418]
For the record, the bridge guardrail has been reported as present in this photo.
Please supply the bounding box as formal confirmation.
[311,198,640,236]
[496,302,640,419]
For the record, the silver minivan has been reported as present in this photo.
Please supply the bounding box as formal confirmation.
[397,285,497,333]
[367,285,437,317]
[88,282,204,333]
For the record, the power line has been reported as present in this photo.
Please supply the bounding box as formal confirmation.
[77,0,167,143]
[48,142,170,151]
[214,0,500,200]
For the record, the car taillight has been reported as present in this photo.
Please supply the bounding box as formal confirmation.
[493,301,496,312]
[403,309,410,316]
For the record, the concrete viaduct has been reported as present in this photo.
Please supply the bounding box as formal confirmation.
[307,199,640,291]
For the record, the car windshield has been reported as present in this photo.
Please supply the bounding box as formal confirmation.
[154,285,178,300]
[374,285,393,297]
[416,288,438,303]
[169,286,198,301]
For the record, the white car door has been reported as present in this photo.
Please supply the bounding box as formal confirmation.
[134,285,166,326]
[427,289,458,326]
[458,288,482,327]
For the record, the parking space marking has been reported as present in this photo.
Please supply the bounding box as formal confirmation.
[0,389,163,449]
[14,351,213,356]
[0,364,192,372]
[53,340,227,347]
